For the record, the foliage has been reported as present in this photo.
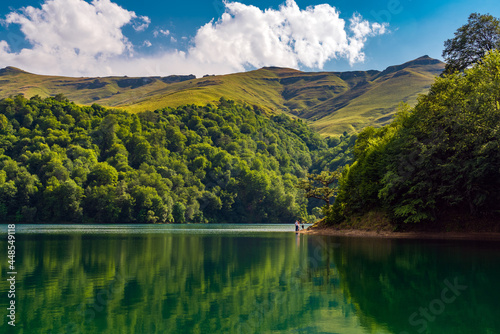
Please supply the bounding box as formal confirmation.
[310,132,356,173]
[328,50,500,226]
[328,121,401,224]
[443,13,500,74]
[0,95,341,223]
[297,169,342,210]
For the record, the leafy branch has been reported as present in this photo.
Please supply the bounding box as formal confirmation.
[297,169,342,209]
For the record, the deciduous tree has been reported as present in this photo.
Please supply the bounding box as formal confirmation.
[443,13,500,74]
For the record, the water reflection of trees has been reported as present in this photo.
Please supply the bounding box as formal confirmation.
[3,233,497,333]
[0,234,361,333]
[328,236,500,334]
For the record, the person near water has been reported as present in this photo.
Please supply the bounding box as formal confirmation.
[302,222,305,230]
[295,220,299,232]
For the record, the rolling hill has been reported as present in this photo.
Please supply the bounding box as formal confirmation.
[0,55,444,136]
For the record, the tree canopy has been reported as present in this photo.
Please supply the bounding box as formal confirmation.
[297,169,342,210]
[0,95,352,223]
[443,13,500,74]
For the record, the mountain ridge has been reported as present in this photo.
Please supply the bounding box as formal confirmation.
[0,56,444,136]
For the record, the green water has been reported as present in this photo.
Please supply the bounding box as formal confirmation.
[1,224,500,334]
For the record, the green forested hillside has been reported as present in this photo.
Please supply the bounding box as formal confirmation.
[0,56,444,136]
[0,95,343,223]
[328,51,500,229]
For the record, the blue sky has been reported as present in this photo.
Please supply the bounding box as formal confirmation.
[0,0,499,77]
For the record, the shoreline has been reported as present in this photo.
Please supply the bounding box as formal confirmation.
[300,226,500,241]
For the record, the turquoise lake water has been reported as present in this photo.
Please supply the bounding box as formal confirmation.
[0,224,499,333]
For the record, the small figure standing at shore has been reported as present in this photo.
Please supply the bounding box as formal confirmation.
[302,222,305,230]
[295,220,300,232]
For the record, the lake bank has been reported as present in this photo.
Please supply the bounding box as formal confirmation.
[301,225,500,241]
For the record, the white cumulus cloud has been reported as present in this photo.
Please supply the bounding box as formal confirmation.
[153,29,170,38]
[0,0,140,75]
[5,0,135,56]
[190,0,387,71]
[0,0,387,77]
[133,15,151,32]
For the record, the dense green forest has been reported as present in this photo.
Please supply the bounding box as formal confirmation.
[327,50,500,228]
[0,94,353,223]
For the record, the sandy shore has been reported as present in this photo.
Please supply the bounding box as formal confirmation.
[300,226,500,241]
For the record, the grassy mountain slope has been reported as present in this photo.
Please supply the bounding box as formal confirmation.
[310,56,444,134]
[0,66,198,108]
[113,68,289,114]
[0,56,444,136]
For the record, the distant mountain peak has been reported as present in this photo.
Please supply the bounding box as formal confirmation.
[259,66,303,75]
[378,56,444,78]
[407,55,442,65]
[0,66,27,75]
